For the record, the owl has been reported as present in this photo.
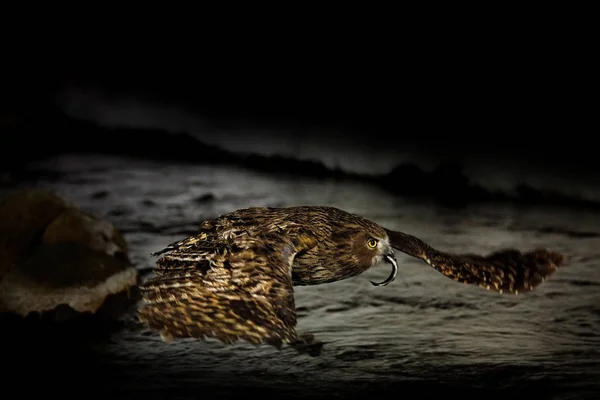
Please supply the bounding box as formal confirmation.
[138,206,564,356]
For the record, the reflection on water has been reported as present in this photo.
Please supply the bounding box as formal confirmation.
[3,154,600,399]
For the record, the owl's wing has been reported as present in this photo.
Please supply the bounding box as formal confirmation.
[385,229,564,294]
[138,228,315,349]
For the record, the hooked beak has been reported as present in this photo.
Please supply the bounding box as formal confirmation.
[370,251,398,287]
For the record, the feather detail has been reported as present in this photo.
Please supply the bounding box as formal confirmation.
[139,227,316,351]
[138,206,565,357]
[385,229,564,294]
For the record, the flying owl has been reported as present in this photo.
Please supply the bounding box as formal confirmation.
[138,206,564,356]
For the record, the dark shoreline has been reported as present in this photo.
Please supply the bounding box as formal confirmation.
[3,105,600,212]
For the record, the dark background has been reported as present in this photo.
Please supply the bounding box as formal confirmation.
[2,26,594,176]
[1,23,597,400]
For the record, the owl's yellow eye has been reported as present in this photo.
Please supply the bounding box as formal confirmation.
[367,238,378,248]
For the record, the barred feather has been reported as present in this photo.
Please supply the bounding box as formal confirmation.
[385,229,564,294]
[139,230,309,349]
[139,206,565,356]
[139,277,296,346]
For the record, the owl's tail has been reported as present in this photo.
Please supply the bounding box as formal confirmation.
[385,229,564,294]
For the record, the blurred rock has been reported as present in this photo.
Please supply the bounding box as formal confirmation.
[0,243,138,317]
[42,208,130,262]
[0,189,70,267]
[0,189,139,321]
[0,247,9,280]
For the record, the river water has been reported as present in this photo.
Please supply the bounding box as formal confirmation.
[3,154,599,399]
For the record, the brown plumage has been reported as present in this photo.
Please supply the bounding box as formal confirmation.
[138,205,564,356]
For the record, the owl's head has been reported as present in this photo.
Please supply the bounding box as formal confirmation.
[332,220,398,287]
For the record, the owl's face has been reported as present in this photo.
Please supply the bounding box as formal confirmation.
[349,229,398,286]
[290,210,399,286]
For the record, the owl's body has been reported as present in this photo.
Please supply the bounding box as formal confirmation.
[139,205,564,355]
[153,206,391,285]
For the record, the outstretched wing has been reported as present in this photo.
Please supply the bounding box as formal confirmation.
[385,229,564,294]
[138,226,307,348]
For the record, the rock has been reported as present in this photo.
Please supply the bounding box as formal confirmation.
[42,208,130,262]
[0,243,138,317]
[0,189,70,269]
[0,189,139,321]
[0,247,10,280]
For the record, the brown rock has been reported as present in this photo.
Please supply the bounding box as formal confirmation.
[0,189,70,264]
[0,189,138,319]
[42,208,129,261]
[0,247,10,281]
[0,242,138,316]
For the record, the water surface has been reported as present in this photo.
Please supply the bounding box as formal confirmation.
[4,154,599,399]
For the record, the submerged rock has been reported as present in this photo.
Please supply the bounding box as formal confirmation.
[0,189,139,321]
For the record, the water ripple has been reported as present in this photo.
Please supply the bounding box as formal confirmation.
[5,154,599,399]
